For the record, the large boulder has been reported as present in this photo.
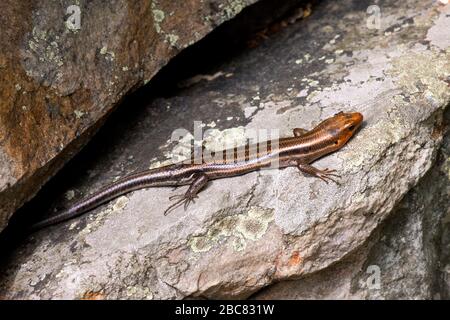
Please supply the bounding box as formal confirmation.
[254,110,450,299]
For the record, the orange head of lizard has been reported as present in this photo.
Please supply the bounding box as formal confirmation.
[324,111,363,149]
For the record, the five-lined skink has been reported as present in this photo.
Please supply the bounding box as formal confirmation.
[30,111,363,231]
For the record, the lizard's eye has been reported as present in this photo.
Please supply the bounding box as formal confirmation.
[348,125,355,131]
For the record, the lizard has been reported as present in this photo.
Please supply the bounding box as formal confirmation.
[30,111,363,231]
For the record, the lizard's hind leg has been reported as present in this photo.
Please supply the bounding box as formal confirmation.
[164,173,209,215]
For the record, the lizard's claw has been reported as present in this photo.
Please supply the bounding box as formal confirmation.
[297,164,341,185]
[165,193,198,215]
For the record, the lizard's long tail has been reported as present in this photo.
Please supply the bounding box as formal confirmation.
[29,164,199,232]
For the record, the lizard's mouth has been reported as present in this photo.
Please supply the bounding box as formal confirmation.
[351,112,363,128]
[333,112,363,146]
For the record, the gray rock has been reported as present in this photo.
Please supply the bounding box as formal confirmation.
[254,109,450,299]
[0,0,449,299]
[437,110,450,300]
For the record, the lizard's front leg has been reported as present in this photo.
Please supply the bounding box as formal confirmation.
[297,163,341,185]
[164,173,209,215]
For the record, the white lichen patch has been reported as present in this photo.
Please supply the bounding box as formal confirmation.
[148,160,168,170]
[126,286,153,299]
[112,196,129,211]
[202,127,247,152]
[206,121,216,128]
[74,110,84,119]
[189,206,274,253]
[99,46,115,62]
[296,88,308,97]
[166,34,179,47]
[65,190,75,200]
[68,221,79,231]
[306,90,320,102]
[162,126,250,166]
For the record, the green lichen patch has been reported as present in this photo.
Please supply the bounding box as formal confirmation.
[189,206,274,253]
[152,9,165,34]
[28,28,64,67]
[153,9,165,23]
[223,0,246,20]
[151,0,165,34]
[388,50,450,103]
[150,2,181,48]
[166,34,179,47]
[125,285,153,299]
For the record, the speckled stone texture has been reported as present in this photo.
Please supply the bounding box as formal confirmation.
[253,108,450,299]
[0,0,449,299]
[0,0,266,232]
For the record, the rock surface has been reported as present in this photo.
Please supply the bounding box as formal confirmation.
[0,0,449,299]
[438,112,450,300]
[254,108,450,299]
[0,0,267,232]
